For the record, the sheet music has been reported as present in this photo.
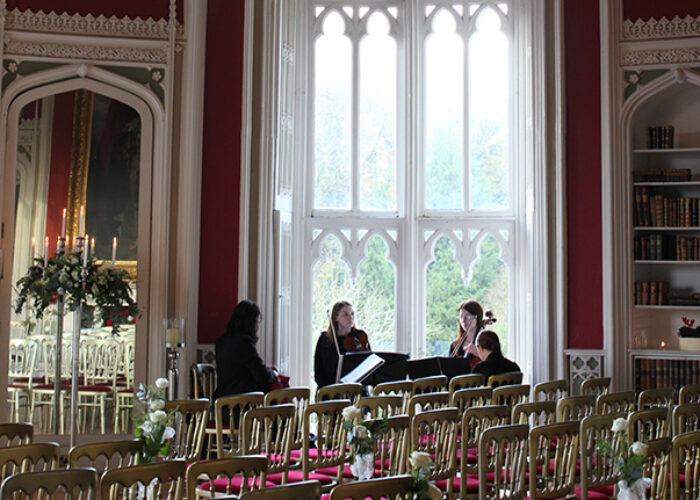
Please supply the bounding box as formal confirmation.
[340,353,385,384]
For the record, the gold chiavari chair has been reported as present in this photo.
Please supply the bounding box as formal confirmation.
[0,442,60,484]
[450,387,492,416]
[187,455,268,498]
[0,467,98,500]
[113,339,135,433]
[238,480,322,500]
[357,395,404,419]
[459,405,510,490]
[577,414,622,499]
[316,383,362,404]
[555,394,596,421]
[411,407,459,500]
[192,363,217,458]
[68,440,140,473]
[411,375,447,396]
[0,423,33,447]
[671,430,700,500]
[215,392,264,458]
[511,401,556,426]
[533,378,568,402]
[265,387,310,466]
[372,415,410,477]
[645,438,671,500]
[407,392,449,421]
[241,404,295,486]
[581,376,611,397]
[596,391,636,416]
[7,338,39,423]
[328,475,412,500]
[673,404,700,436]
[528,421,580,500]
[100,460,186,500]
[679,383,700,404]
[374,380,413,413]
[448,374,485,398]
[477,424,529,500]
[490,384,529,407]
[628,408,670,444]
[164,398,209,463]
[486,371,522,388]
[638,386,675,410]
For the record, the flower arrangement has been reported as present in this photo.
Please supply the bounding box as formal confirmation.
[679,317,699,338]
[409,451,442,500]
[597,417,651,499]
[14,253,138,333]
[341,405,388,456]
[133,378,176,464]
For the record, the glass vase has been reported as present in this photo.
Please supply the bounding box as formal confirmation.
[617,478,651,500]
[350,452,374,481]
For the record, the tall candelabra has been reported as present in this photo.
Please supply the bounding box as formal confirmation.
[164,318,185,400]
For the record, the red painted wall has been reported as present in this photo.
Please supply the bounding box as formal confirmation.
[197,0,245,344]
[623,0,700,20]
[45,92,74,245]
[565,0,603,349]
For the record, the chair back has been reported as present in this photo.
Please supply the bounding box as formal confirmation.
[302,400,350,491]
[638,387,675,410]
[316,383,362,404]
[673,403,700,436]
[241,404,295,483]
[512,401,556,426]
[679,383,700,404]
[0,442,60,482]
[100,460,186,499]
[491,384,529,407]
[264,387,310,452]
[329,475,412,500]
[238,480,322,500]
[477,424,528,500]
[628,408,670,444]
[411,375,447,396]
[644,438,671,500]
[448,374,485,397]
[358,395,404,419]
[533,379,568,401]
[215,392,264,457]
[555,395,596,421]
[163,398,209,462]
[0,467,98,500]
[671,430,700,500]
[374,380,412,413]
[579,414,623,499]
[596,391,636,415]
[8,339,38,386]
[186,455,268,498]
[80,338,122,390]
[68,440,140,473]
[486,371,522,388]
[407,392,449,421]
[581,376,611,397]
[450,387,492,415]
[371,415,410,477]
[461,405,510,474]
[410,408,459,498]
[0,423,33,447]
[528,421,580,499]
[190,363,216,412]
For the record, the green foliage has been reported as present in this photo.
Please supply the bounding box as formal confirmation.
[425,120,463,210]
[133,381,175,463]
[343,415,389,456]
[470,118,508,210]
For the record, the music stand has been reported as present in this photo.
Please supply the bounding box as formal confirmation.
[340,351,409,385]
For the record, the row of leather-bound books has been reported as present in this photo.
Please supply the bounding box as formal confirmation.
[634,187,700,227]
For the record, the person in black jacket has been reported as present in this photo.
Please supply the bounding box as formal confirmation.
[471,329,520,380]
[213,300,275,403]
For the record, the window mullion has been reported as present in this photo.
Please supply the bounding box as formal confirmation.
[462,18,470,213]
[351,11,361,211]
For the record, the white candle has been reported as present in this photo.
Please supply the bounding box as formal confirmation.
[56,235,61,253]
[61,208,66,238]
[111,237,117,266]
[166,328,180,346]
[78,205,85,237]
[83,234,89,266]
[30,237,35,266]
[43,236,49,267]
[90,237,95,257]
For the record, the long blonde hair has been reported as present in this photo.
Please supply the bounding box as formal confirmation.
[325,300,353,343]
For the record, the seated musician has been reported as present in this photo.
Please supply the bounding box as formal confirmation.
[314,300,371,388]
[448,299,485,371]
[471,330,520,379]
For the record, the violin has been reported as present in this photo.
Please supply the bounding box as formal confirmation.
[342,329,370,353]
[451,309,497,358]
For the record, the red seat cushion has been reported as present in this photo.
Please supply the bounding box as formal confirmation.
[436,475,479,493]
[78,385,112,392]
[265,469,335,485]
[197,476,273,493]
[117,388,134,394]
[316,464,354,479]
[573,484,615,499]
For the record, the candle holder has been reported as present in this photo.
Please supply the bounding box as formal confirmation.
[164,318,185,400]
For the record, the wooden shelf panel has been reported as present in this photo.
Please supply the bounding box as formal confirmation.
[634,260,700,264]
[633,181,700,186]
[634,226,700,231]
[633,148,700,153]
[635,305,700,310]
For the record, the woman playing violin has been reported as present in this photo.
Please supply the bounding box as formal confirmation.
[448,299,486,371]
[314,300,371,388]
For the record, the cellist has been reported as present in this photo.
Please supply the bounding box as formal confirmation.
[314,300,371,388]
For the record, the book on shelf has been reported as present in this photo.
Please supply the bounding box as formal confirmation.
[636,358,700,393]
[632,187,700,227]
[647,125,675,149]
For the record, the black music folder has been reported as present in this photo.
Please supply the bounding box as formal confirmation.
[340,351,409,385]
[406,356,471,380]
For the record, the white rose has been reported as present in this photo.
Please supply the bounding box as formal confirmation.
[150,410,167,424]
[139,421,153,434]
[162,426,175,441]
[631,441,649,457]
[611,417,628,433]
[428,483,443,500]
[410,451,431,470]
[342,406,362,423]
[151,399,165,411]
[155,378,169,390]
[354,425,370,439]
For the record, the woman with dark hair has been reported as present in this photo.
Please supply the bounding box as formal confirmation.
[471,329,520,379]
[213,300,275,400]
[314,300,371,388]
[448,300,484,370]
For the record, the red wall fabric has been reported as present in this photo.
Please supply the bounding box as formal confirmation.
[565,0,603,349]
[8,0,182,21]
[197,0,245,344]
[623,0,700,20]
[45,92,74,246]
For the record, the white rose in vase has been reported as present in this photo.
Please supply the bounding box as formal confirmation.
[155,378,169,390]
[611,417,628,433]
